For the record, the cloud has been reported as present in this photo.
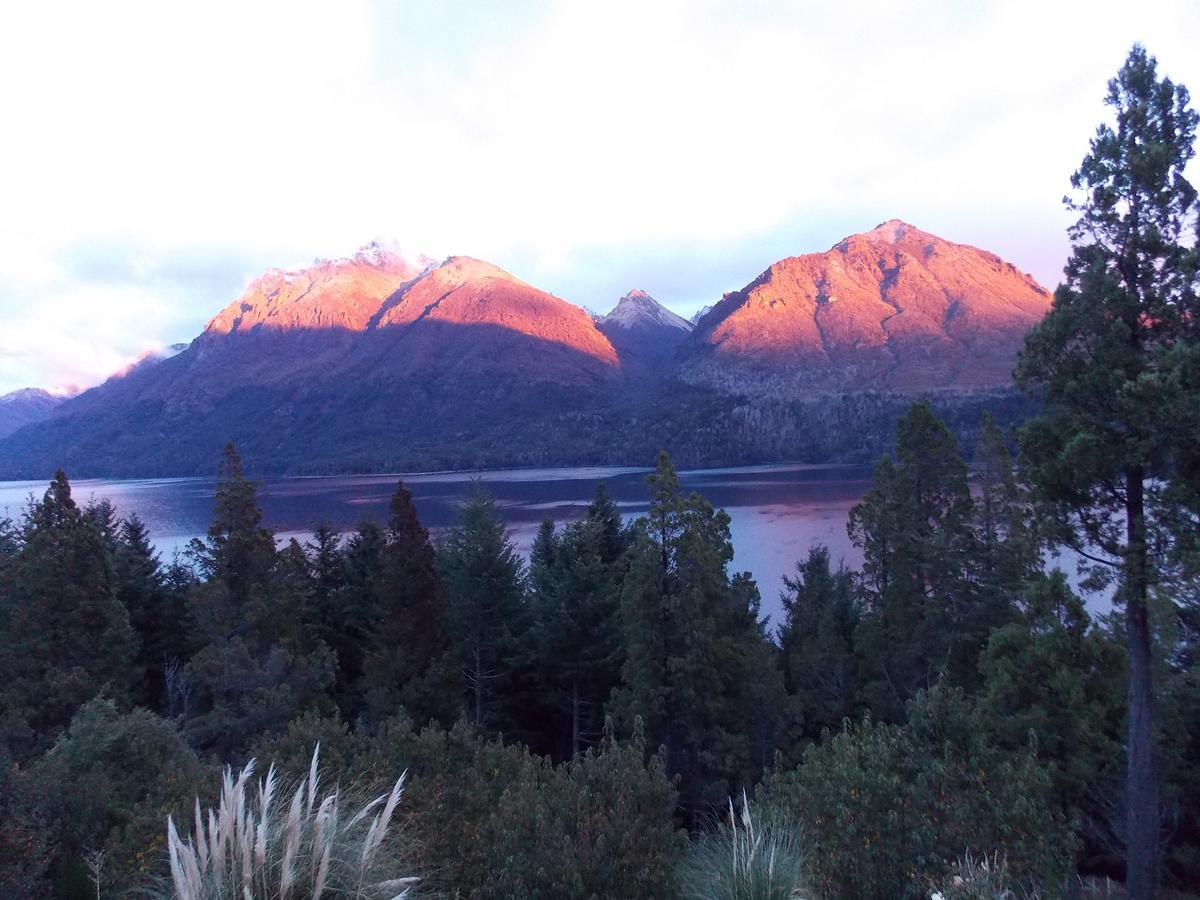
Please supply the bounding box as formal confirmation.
[0,0,1198,390]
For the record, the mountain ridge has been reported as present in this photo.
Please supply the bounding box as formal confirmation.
[0,221,1050,478]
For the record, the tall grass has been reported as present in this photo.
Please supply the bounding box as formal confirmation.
[931,852,1035,900]
[933,853,1140,900]
[150,744,417,900]
[678,791,811,900]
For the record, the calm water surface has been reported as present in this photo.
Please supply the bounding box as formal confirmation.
[0,464,874,622]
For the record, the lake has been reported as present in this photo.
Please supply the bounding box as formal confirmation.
[0,464,875,623]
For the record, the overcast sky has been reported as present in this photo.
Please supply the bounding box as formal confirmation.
[1,0,1198,393]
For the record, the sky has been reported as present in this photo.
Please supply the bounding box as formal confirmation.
[1,0,1198,394]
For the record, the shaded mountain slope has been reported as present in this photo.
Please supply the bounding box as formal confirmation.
[596,290,693,373]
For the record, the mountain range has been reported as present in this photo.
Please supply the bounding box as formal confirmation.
[0,222,1051,478]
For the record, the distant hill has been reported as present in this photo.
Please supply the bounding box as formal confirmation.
[0,225,1050,478]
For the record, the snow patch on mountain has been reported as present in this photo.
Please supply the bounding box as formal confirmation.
[599,290,693,332]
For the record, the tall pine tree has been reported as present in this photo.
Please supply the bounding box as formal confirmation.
[778,544,861,743]
[183,446,334,755]
[114,514,189,712]
[361,481,460,725]
[611,451,775,823]
[527,487,629,759]
[848,403,987,719]
[1016,45,1200,896]
[438,484,527,732]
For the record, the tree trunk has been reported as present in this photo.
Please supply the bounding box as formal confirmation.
[1125,467,1159,900]
[571,679,581,758]
[473,646,484,727]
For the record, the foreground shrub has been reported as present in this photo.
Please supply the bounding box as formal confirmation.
[149,745,416,900]
[0,754,51,897]
[477,731,683,898]
[256,713,682,898]
[678,792,810,900]
[761,686,1074,899]
[30,699,206,896]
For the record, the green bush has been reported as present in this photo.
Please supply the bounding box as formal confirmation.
[29,699,206,896]
[255,713,682,898]
[761,686,1074,900]
[478,732,682,899]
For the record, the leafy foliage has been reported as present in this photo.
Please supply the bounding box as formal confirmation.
[28,700,205,896]
[761,685,1073,900]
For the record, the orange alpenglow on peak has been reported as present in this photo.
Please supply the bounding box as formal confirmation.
[685,221,1052,394]
[205,245,430,336]
[197,250,619,386]
[366,255,620,374]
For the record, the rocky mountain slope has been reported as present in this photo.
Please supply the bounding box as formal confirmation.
[0,224,1050,477]
[192,251,619,386]
[0,389,68,440]
[0,249,621,476]
[685,220,1051,396]
[596,290,693,372]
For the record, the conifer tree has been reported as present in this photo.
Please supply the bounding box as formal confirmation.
[0,516,18,566]
[0,472,136,759]
[361,481,460,725]
[778,544,861,742]
[1016,45,1200,896]
[849,403,988,718]
[307,525,344,609]
[973,413,1040,608]
[439,484,527,731]
[528,489,628,759]
[114,514,188,711]
[611,451,773,823]
[188,443,276,605]
[976,572,1126,870]
[324,521,384,712]
[183,448,334,755]
[584,481,627,564]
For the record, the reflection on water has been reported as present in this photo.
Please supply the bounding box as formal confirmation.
[1,464,872,622]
